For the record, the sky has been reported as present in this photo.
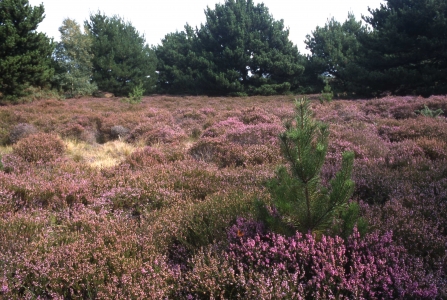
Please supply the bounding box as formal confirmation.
[28,0,385,53]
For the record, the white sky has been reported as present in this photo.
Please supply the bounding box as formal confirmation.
[28,0,385,53]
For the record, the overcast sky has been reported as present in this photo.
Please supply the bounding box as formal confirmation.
[28,0,385,53]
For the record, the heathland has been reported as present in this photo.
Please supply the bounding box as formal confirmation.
[0,95,446,298]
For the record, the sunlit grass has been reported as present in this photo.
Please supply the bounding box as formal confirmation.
[65,139,137,168]
[0,145,13,157]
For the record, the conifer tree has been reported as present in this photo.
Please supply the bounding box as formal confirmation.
[198,0,304,95]
[156,0,305,96]
[155,25,204,95]
[359,0,447,96]
[263,97,361,237]
[53,18,97,98]
[0,0,54,101]
[85,13,157,96]
[305,14,367,95]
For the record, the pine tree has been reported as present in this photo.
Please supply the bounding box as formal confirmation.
[305,14,367,95]
[53,18,97,98]
[198,0,304,95]
[155,0,305,96]
[155,25,204,95]
[262,97,362,237]
[0,0,54,101]
[359,0,447,96]
[85,13,157,96]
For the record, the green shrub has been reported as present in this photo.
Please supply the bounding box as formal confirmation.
[123,84,145,104]
[319,79,333,103]
[415,105,444,118]
[252,82,291,96]
[260,97,363,237]
[174,192,255,252]
[0,127,9,145]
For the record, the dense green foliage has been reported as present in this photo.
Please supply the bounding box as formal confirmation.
[2,0,447,100]
[360,0,447,96]
[261,98,362,237]
[122,83,145,104]
[155,25,203,95]
[85,13,157,96]
[305,14,366,95]
[53,19,97,98]
[415,105,444,118]
[156,0,305,96]
[0,0,54,102]
[306,0,447,97]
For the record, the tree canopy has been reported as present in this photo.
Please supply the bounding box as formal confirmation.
[306,0,447,97]
[53,18,97,98]
[156,0,305,96]
[360,0,447,96]
[0,0,54,101]
[155,25,204,95]
[85,13,157,96]
[305,14,367,94]
[2,0,447,100]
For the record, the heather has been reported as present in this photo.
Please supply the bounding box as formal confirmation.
[0,95,446,298]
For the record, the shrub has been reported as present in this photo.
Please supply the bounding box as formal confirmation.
[385,140,425,168]
[161,143,186,162]
[0,127,9,146]
[110,125,129,140]
[319,79,333,103]
[123,146,166,169]
[188,138,246,168]
[201,117,245,138]
[328,123,389,162]
[9,123,38,144]
[239,107,279,125]
[123,83,145,104]
[226,229,437,299]
[1,209,177,298]
[60,123,98,144]
[225,123,282,146]
[142,125,186,146]
[172,161,222,199]
[163,193,257,270]
[190,127,202,139]
[12,133,65,163]
[244,144,280,166]
[378,117,447,142]
[415,105,444,118]
[263,98,360,237]
[178,229,436,299]
[226,216,265,244]
[364,197,447,273]
[353,161,397,205]
[416,137,447,160]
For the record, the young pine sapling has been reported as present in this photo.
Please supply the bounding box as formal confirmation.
[260,97,364,237]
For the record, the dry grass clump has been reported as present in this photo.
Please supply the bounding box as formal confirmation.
[65,139,136,168]
[0,145,13,157]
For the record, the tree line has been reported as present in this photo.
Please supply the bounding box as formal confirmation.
[1,0,446,103]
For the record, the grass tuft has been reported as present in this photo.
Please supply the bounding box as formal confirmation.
[65,139,137,168]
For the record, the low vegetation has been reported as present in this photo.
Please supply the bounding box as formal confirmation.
[0,94,446,298]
